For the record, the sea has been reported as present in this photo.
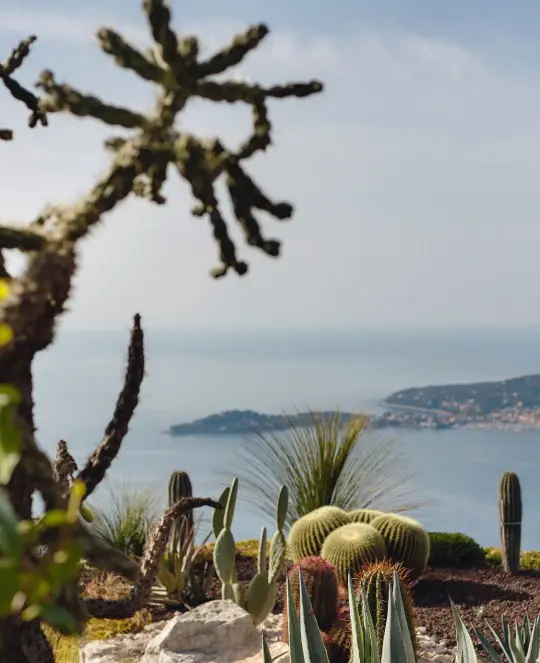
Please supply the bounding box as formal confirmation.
[32,326,540,549]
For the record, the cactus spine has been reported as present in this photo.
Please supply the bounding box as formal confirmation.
[213,478,289,625]
[499,471,522,574]
[355,560,417,657]
[168,470,194,544]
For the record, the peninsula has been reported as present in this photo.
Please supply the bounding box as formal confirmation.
[166,373,540,435]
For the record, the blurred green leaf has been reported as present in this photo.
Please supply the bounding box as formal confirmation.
[37,509,68,530]
[0,488,21,556]
[0,386,23,485]
[47,541,83,592]
[0,561,19,615]
[36,602,79,634]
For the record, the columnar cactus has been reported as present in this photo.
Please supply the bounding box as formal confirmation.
[281,556,339,642]
[213,478,288,624]
[499,471,522,574]
[168,470,194,542]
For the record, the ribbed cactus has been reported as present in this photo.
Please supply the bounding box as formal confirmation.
[168,470,194,543]
[320,523,387,584]
[288,506,350,562]
[348,508,384,524]
[213,478,288,625]
[370,513,430,581]
[355,559,417,657]
[499,471,522,574]
[281,556,339,642]
[321,606,352,663]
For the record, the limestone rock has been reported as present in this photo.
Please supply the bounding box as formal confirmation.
[141,600,288,663]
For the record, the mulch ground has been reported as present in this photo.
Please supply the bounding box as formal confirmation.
[90,555,540,653]
[197,556,540,650]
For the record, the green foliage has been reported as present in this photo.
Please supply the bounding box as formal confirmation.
[288,506,350,563]
[213,478,288,624]
[235,410,426,530]
[153,516,215,607]
[370,513,430,581]
[473,613,540,663]
[499,471,522,574]
[321,523,387,585]
[86,483,160,557]
[428,532,486,568]
[0,481,85,634]
[282,556,339,642]
[485,547,540,571]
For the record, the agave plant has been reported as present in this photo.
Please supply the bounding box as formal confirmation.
[473,613,540,663]
[262,567,539,663]
[152,515,215,609]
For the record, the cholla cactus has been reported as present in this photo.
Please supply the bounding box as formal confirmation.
[0,1,323,659]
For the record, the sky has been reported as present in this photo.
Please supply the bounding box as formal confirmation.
[2,1,540,332]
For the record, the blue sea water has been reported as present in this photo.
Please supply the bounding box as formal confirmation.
[33,327,540,548]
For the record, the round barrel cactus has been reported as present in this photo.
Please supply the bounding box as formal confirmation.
[320,522,386,584]
[348,508,384,524]
[288,506,350,562]
[370,513,430,581]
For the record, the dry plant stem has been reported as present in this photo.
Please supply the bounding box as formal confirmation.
[85,497,221,618]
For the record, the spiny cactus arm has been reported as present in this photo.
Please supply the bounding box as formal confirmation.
[1,36,48,141]
[75,313,144,499]
[0,226,47,251]
[38,71,149,129]
[84,497,221,618]
[195,24,269,78]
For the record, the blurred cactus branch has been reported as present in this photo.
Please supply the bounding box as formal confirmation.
[0,226,46,251]
[1,35,47,140]
[76,313,145,499]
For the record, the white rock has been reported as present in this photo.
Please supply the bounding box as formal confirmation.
[141,600,287,663]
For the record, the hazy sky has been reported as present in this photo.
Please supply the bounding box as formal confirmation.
[2,1,540,331]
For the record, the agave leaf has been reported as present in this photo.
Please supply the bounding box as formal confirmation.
[450,599,478,663]
[486,619,514,663]
[392,569,416,663]
[472,626,501,663]
[286,575,305,663]
[348,572,365,663]
[298,570,329,663]
[381,581,408,663]
[359,585,379,663]
[514,623,526,662]
[524,616,540,663]
[262,632,273,663]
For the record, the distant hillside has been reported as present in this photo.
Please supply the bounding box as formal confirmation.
[383,373,540,418]
[166,409,365,436]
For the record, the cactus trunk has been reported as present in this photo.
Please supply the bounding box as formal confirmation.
[168,471,194,546]
[499,471,522,574]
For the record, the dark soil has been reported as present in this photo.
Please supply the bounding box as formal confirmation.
[201,558,540,650]
[100,555,540,652]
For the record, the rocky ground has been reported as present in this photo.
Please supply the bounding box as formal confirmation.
[85,556,540,660]
[195,556,540,653]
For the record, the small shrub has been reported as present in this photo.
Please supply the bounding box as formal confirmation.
[428,532,486,568]
[485,547,540,571]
